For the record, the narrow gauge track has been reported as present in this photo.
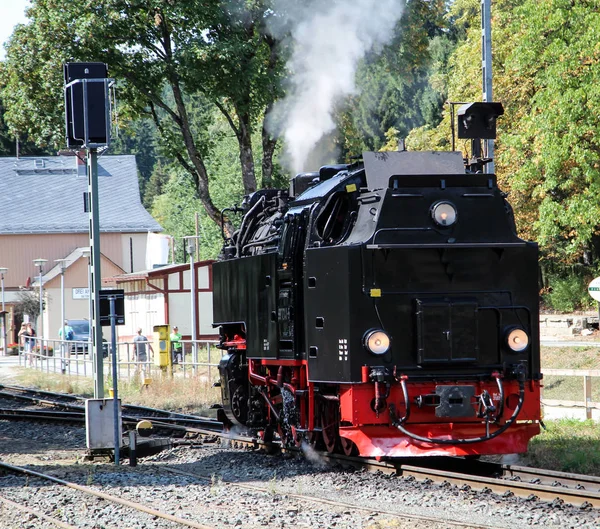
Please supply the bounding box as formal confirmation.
[224,435,600,509]
[3,383,600,510]
[0,383,223,432]
[0,406,224,437]
[0,460,217,529]
[161,464,495,529]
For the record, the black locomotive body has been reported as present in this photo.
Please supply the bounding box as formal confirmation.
[214,119,541,457]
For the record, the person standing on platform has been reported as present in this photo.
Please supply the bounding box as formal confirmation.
[26,323,36,365]
[18,323,30,364]
[58,320,74,374]
[133,328,154,377]
[170,325,183,364]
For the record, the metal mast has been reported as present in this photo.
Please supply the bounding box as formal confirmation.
[482,0,494,173]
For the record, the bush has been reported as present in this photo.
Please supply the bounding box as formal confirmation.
[543,275,595,312]
[7,343,19,356]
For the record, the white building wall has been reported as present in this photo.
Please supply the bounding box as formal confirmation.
[170,292,191,336]
[123,292,165,338]
[198,292,214,335]
[197,266,209,289]
[168,272,181,290]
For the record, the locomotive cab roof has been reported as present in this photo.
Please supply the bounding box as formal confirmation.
[362,151,467,191]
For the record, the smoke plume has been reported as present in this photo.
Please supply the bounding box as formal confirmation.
[268,0,404,174]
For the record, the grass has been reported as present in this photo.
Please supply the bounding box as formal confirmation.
[12,367,221,415]
[541,345,600,401]
[541,346,600,370]
[535,345,600,474]
[527,419,600,475]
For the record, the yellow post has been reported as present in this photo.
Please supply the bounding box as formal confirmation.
[153,324,172,378]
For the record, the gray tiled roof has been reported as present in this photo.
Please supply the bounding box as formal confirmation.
[0,155,162,234]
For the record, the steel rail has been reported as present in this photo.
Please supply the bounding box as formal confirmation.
[0,407,224,437]
[3,383,599,507]
[503,464,600,490]
[393,463,600,507]
[0,493,79,529]
[220,435,600,508]
[0,460,217,529]
[0,408,85,422]
[162,465,498,529]
[0,384,223,430]
[177,425,600,509]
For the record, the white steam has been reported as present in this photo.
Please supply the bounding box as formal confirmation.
[269,0,404,174]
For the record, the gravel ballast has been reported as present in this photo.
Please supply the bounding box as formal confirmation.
[1,419,600,528]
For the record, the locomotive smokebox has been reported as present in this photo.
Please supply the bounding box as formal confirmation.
[458,102,504,140]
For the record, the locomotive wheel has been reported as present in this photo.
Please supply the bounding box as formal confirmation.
[230,384,248,424]
[320,401,340,454]
[340,437,359,457]
[277,423,299,448]
[307,430,325,451]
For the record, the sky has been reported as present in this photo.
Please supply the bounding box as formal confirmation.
[0,0,30,60]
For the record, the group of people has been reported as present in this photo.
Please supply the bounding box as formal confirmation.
[17,321,185,374]
[132,325,183,366]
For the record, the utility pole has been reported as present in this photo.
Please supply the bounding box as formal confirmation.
[482,0,494,173]
[88,147,104,397]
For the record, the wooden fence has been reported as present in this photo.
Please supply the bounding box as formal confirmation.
[542,368,600,420]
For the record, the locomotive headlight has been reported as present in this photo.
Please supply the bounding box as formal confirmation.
[431,202,457,227]
[364,330,390,355]
[506,327,529,352]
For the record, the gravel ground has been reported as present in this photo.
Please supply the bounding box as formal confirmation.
[1,420,600,528]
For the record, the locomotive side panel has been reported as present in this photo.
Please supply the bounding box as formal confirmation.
[304,245,357,382]
[213,253,278,358]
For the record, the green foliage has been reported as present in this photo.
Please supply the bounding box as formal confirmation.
[543,274,595,313]
[13,290,40,321]
[111,118,160,203]
[0,0,285,229]
[144,160,171,210]
[406,0,600,272]
[341,0,454,153]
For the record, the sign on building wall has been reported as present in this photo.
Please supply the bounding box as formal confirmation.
[72,288,90,299]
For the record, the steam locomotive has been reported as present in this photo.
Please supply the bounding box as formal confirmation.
[215,102,541,458]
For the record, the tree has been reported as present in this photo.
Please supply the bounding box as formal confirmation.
[406,0,600,276]
[13,290,40,322]
[0,0,285,232]
[111,117,160,203]
[340,0,453,153]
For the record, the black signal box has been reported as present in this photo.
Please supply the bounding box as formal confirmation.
[457,102,504,140]
[64,62,109,147]
[99,289,125,326]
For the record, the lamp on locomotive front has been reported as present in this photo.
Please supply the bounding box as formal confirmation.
[364,330,390,355]
[431,202,457,227]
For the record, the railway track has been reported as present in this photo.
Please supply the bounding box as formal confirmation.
[0,460,218,529]
[2,383,600,511]
[0,383,223,432]
[161,464,496,529]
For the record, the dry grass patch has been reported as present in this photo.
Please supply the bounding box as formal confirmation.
[541,345,600,370]
[541,345,600,401]
[119,375,221,415]
[12,368,94,397]
[11,369,220,415]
